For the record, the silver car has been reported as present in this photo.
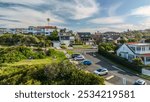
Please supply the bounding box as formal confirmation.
[74,55,85,61]
[134,79,147,85]
[94,68,108,75]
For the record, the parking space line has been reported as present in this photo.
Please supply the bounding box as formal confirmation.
[105,75,114,80]
[112,65,125,72]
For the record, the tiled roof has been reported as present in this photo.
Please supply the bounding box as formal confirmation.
[138,53,150,57]
[37,26,57,29]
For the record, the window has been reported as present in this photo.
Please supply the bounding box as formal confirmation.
[128,54,134,61]
[146,57,150,62]
[136,47,141,51]
[142,47,145,51]
[131,47,135,51]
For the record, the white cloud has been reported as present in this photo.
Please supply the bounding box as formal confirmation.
[0,6,65,28]
[108,2,122,16]
[131,5,150,17]
[89,16,124,24]
[45,0,100,20]
[73,0,100,19]
[0,0,45,5]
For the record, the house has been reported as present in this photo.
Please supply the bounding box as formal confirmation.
[59,31,75,46]
[99,33,128,44]
[77,32,93,45]
[117,42,150,65]
[28,26,57,35]
[0,28,28,34]
[0,28,7,34]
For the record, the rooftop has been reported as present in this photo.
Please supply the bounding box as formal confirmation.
[127,42,150,46]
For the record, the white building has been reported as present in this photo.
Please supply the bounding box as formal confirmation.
[0,28,7,34]
[117,43,150,65]
[59,32,75,46]
[28,26,57,35]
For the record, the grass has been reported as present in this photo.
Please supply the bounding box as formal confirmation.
[140,74,150,80]
[73,45,92,49]
[66,50,74,55]
[1,55,66,68]
[5,57,54,66]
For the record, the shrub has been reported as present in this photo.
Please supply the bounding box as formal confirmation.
[0,46,47,64]
[60,45,67,49]
[0,62,105,85]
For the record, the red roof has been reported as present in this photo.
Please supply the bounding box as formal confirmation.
[141,53,150,57]
[37,26,57,29]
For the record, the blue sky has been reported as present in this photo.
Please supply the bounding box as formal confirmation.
[1,0,150,32]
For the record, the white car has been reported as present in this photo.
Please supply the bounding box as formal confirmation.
[134,79,147,85]
[74,55,85,61]
[94,68,108,75]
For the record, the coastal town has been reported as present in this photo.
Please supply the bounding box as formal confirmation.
[0,24,150,85]
[0,0,150,85]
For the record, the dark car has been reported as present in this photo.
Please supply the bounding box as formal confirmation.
[81,60,92,65]
[71,53,80,58]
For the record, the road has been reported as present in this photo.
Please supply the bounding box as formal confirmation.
[73,49,150,85]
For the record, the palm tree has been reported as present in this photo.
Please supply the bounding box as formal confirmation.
[47,18,50,26]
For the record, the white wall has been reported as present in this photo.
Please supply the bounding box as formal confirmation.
[52,42,60,48]
[117,44,135,59]
[130,45,150,54]
[142,69,150,76]
[60,40,70,46]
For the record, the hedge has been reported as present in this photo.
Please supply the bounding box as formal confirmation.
[98,48,142,73]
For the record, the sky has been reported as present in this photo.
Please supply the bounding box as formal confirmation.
[1,0,150,32]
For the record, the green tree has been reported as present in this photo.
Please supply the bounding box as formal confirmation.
[132,58,143,66]
[49,30,59,40]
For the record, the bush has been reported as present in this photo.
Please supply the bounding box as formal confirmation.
[0,34,51,47]
[0,62,105,85]
[0,46,47,64]
[60,45,67,49]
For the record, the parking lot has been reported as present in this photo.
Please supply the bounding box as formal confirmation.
[71,49,150,85]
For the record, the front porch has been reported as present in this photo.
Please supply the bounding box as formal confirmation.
[139,55,150,65]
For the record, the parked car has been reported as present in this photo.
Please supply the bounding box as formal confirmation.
[94,68,108,75]
[134,79,147,85]
[74,55,85,61]
[81,60,92,65]
[71,53,80,58]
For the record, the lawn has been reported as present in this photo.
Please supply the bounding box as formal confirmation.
[1,55,66,68]
[5,57,54,66]
[73,45,92,49]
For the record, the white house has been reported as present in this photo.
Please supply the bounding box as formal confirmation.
[117,42,150,65]
[59,32,75,47]
[28,26,57,35]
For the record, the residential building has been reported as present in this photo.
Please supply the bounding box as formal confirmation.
[59,31,75,46]
[0,28,7,34]
[117,42,150,65]
[28,26,57,35]
[77,32,93,45]
[96,31,127,44]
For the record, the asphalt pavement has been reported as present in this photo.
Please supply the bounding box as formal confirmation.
[73,48,150,85]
